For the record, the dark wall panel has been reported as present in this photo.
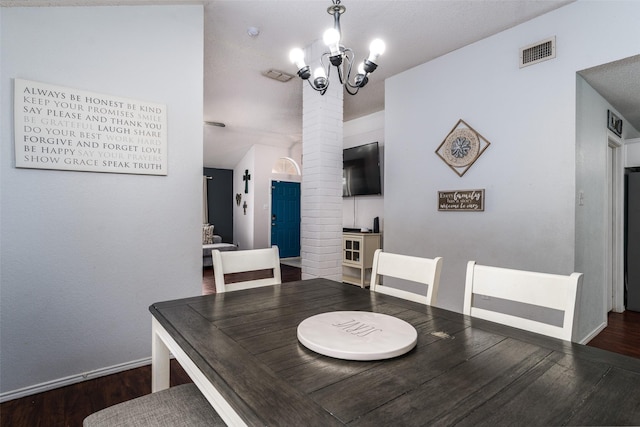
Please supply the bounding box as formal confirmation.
[626,168,640,311]
[204,168,233,243]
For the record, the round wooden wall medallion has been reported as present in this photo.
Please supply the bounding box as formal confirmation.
[441,128,480,167]
[435,119,491,177]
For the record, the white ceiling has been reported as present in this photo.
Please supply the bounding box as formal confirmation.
[202,0,579,169]
[4,0,639,168]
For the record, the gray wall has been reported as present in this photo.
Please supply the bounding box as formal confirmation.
[0,6,204,397]
[384,0,640,342]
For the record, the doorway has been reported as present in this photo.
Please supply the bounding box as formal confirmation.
[607,137,624,312]
[271,181,300,258]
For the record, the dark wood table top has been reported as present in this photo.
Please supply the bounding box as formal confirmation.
[150,278,640,426]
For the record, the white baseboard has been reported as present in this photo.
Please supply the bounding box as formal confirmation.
[579,321,607,345]
[0,357,151,403]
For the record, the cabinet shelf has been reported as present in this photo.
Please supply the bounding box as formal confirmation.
[342,273,371,287]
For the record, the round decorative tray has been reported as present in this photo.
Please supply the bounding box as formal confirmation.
[297,311,417,361]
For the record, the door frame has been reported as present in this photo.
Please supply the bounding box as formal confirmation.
[607,134,624,312]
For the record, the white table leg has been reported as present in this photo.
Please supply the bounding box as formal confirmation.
[151,317,170,392]
[150,316,248,426]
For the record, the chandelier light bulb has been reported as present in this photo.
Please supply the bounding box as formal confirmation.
[367,38,386,63]
[323,28,341,55]
[357,62,365,75]
[313,66,328,90]
[289,48,307,70]
[313,66,327,79]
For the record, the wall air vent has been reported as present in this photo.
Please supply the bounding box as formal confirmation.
[519,36,556,68]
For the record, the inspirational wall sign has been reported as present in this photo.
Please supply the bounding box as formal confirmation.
[15,79,167,175]
[438,189,485,211]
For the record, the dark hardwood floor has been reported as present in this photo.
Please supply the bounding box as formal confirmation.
[585,309,640,359]
[2,265,637,427]
[0,359,192,427]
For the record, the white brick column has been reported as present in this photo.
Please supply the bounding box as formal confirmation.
[301,40,343,281]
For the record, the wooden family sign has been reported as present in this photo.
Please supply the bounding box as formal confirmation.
[438,189,485,211]
[15,79,167,175]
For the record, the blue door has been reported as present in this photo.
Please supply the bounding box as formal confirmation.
[271,181,300,258]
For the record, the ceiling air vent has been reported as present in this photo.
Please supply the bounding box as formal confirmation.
[519,36,556,68]
[262,69,295,83]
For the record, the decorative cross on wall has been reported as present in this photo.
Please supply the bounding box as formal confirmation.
[243,169,251,193]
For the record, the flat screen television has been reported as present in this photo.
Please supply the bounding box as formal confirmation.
[343,142,382,197]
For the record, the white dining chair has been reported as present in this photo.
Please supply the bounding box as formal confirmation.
[370,249,443,305]
[83,383,225,426]
[463,260,583,341]
[212,246,282,293]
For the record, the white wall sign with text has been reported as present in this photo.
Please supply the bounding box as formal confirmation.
[14,79,167,175]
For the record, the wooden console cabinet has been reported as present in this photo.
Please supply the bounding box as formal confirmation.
[342,232,381,288]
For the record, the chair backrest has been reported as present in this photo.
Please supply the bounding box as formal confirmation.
[212,246,281,293]
[463,261,583,341]
[370,249,443,306]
